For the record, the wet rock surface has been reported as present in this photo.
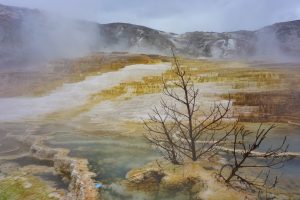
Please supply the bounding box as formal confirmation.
[29,138,100,200]
[126,167,165,186]
[1,132,100,200]
[125,160,249,200]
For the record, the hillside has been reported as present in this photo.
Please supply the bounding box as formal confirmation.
[0,3,300,65]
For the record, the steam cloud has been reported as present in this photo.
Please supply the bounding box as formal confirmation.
[17,12,101,64]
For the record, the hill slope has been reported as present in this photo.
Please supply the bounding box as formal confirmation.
[0,3,300,64]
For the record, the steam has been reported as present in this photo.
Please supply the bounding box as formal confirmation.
[19,12,101,62]
[255,28,282,58]
[0,7,102,67]
[251,24,300,62]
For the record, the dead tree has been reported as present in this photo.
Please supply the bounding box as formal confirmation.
[218,124,291,192]
[144,50,237,164]
[144,106,182,164]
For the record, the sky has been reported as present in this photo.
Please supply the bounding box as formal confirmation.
[0,0,300,33]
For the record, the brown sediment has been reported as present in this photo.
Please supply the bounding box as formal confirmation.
[222,91,300,123]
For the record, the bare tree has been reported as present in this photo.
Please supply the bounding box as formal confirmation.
[144,106,182,164]
[144,50,237,163]
[218,124,290,192]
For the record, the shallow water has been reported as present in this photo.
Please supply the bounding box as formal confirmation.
[1,121,299,199]
[9,156,54,167]
[34,172,69,190]
[44,123,300,199]
[46,133,158,183]
[46,132,203,200]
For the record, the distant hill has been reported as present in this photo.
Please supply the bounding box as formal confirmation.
[98,20,300,59]
[0,3,300,65]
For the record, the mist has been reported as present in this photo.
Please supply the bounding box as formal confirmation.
[18,14,101,67]
[0,4,104,69]
[21,14,101,61]
[251,22,300,62]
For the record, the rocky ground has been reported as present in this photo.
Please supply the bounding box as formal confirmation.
[124,160,252,200]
